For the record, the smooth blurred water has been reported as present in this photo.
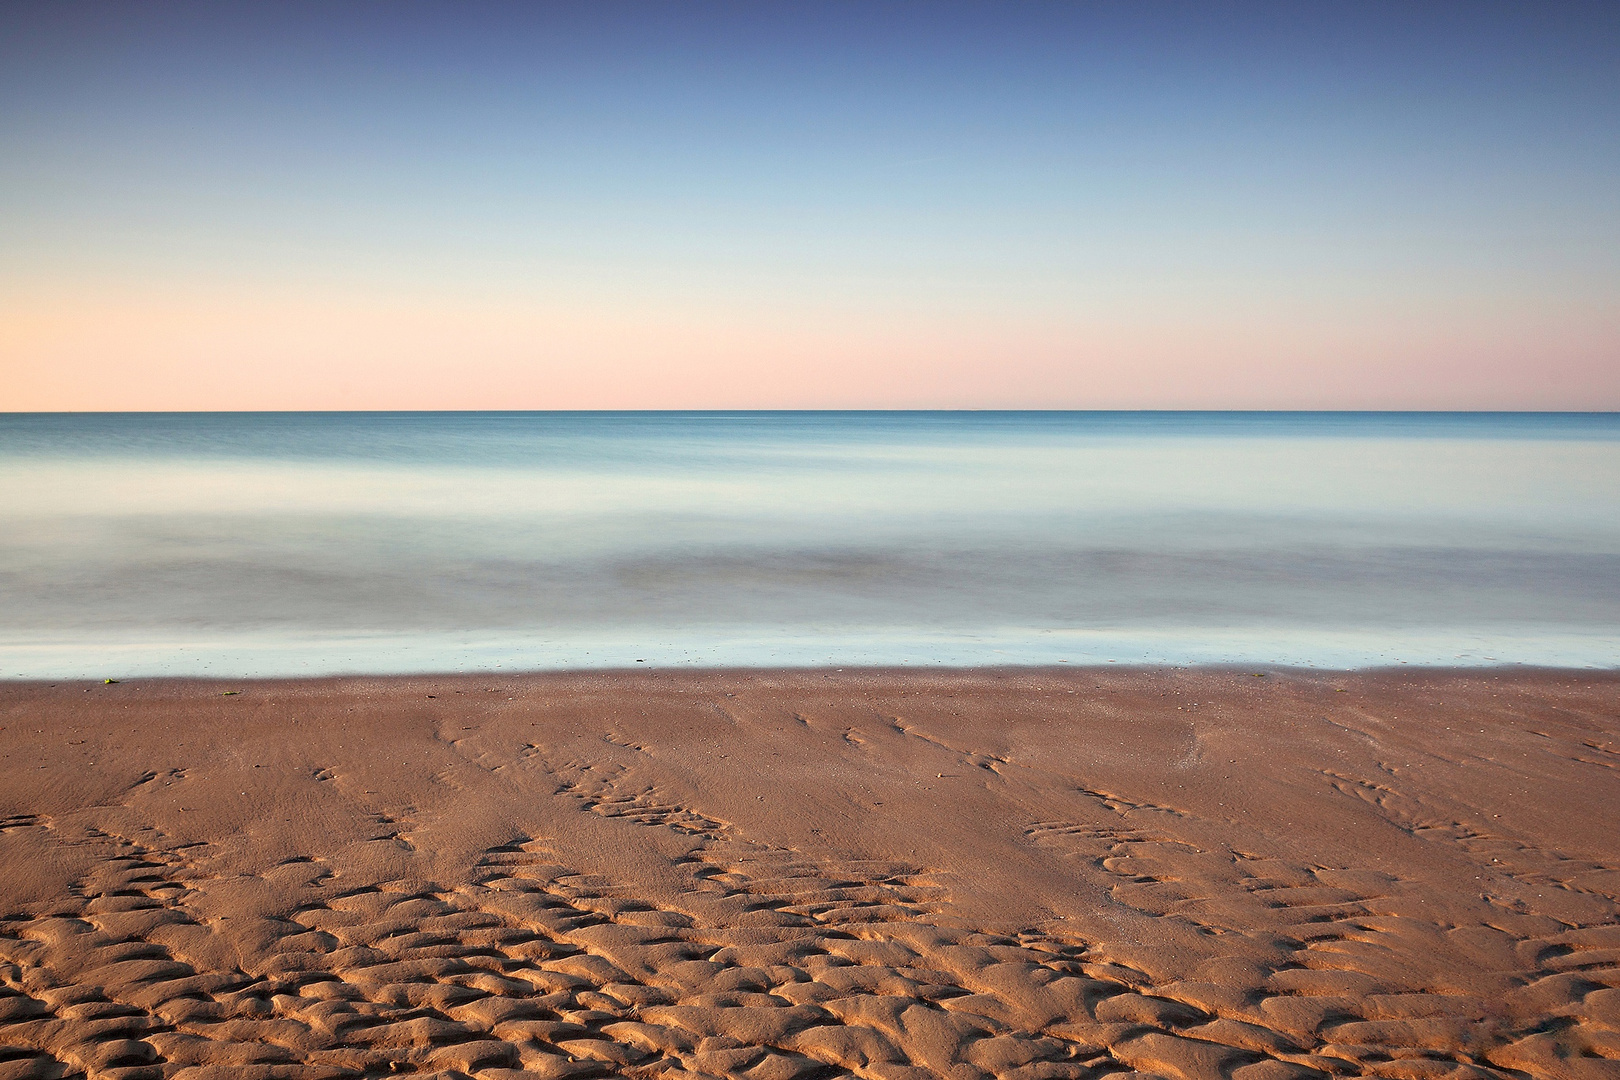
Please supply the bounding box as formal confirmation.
[2,411,1617,676]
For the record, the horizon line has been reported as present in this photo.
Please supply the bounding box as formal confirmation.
[4,408,1620,418]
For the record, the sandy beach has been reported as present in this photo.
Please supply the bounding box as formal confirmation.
[0,668,1616,1080]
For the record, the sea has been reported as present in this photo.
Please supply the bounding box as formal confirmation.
[1,411,1616,677]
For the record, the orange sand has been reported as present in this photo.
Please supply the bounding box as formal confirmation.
[0,668,1616,1080]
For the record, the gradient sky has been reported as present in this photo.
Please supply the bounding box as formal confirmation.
[3,1,1618,410]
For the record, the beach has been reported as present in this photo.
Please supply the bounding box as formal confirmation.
[1,668,1615,1079]
[8,2,1620,1077]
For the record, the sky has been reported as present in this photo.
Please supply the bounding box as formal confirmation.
[2,1,1617,411]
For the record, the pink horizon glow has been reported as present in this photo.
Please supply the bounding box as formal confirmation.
[5,282,1616,412]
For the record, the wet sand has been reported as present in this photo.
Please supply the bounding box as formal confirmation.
[0,668,1616,1080]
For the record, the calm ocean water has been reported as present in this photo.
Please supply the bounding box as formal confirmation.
[1,411,1617,676]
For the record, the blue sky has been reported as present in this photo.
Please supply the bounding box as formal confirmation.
[3,1,1617,409]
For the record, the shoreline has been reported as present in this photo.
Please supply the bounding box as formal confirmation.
[2,668,1616,1077]
[8,626,1617,681]
[8,659,1620,683]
